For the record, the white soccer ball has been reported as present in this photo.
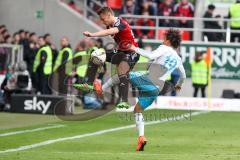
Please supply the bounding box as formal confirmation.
[91,48,106,65]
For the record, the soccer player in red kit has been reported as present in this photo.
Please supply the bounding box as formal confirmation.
[83,7,139,108]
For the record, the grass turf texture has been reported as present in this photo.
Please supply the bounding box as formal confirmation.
[0,109,240,160]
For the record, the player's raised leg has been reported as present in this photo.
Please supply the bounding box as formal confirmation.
[129,71,161,151]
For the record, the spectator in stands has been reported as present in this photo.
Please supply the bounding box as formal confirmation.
[44,33,58,67]
[214,15,224,41]
[191,51,208,97]
[173,0,194,28]
[120,0,139,15]
[0,38,8,73]
[1,29,9,40]
[5,35,13,44]
[95,38,103,48]
[53,37,73,95]
[68,0,82,14]
[74,39,87,53]
[44,33,51,45]
[203,4,215,27]
[26,32,39,89]
[0,34,4,44]
[73,39,88,84]
[33,36,53,94]
[139,0,157,15]
[124,13,136,25]
[19,29,29,46]
[13,32,20,44]
[25,31,30,40]
[29,32,39,47]
[0,25,6,33]
[44,33,56,50]
[0,25,7,43]
[84,38,96,49]
[136,11,155,39]
[203,4,223,41]
[124,13,137,35]
[88,0,106,13]
[18,29,25,39]
[19,29,30,62]
[94,38,107,81]
[228,0,240,42]
[0,28,6,34]
[158,0,176,27]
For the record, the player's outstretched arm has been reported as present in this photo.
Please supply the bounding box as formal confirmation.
[130,45,165,60]
[83,27,119,37]
[175,64,186,92]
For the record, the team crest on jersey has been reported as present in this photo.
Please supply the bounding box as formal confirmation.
[114,18,121,27]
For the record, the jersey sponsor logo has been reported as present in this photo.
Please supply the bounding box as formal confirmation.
[24,97,51,114]
[114,18,121,26]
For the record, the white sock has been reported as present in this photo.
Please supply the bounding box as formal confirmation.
[102,74,120,92]
[135,113,144,137]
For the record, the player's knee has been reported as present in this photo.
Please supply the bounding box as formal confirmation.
[134,103,143,113]
[117,61,130,74]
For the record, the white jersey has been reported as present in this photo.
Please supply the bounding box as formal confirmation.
[134,45,186,86]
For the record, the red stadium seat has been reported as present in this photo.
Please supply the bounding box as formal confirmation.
[181,30,190,41]
[107,0,122,9]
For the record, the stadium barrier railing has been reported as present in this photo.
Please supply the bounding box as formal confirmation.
[121,14,240,43]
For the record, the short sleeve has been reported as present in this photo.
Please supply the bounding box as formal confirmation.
[114,18,126,31]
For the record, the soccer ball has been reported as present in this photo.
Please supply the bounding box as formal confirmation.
[91,48,106,65]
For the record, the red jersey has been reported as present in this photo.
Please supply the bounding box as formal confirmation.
[107,17,138,51]
[174,2,194,17]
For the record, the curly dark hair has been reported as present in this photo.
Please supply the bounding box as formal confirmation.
[164,29,181,49]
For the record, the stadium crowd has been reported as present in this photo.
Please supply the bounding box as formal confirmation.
[85,0,240,42]
[87,0,195,39]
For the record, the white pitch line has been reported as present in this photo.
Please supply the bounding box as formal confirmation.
[0,111,209,154]
[0,125,65,137]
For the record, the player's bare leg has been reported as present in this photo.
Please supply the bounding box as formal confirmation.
[134,103,147,151]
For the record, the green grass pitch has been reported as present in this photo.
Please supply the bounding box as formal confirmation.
[0,109,240,160]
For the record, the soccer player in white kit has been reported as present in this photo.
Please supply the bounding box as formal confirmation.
[74,29,186,151]
[128,29,186,151]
